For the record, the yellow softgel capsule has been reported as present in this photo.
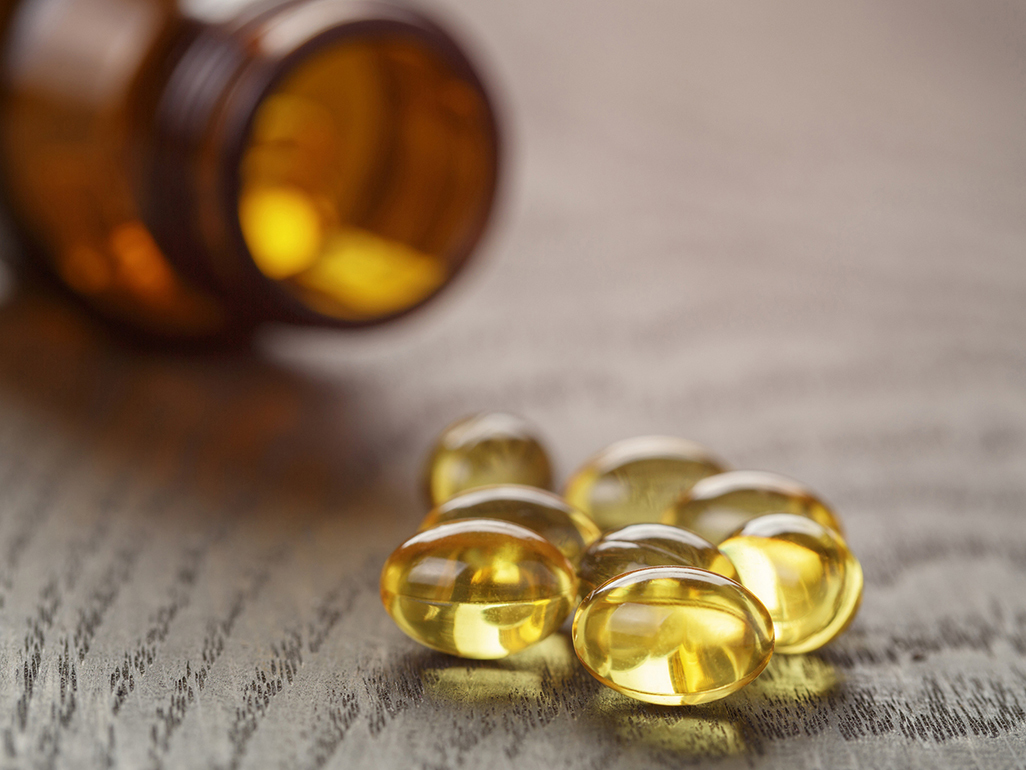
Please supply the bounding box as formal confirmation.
[665,470,844,544]
[423,413,554,507]
[564,436,727,530]
[576,523,738,598]
[419,485,601,565]
[718,513,862,654]
[380,519,577,659]
[572,566,774,705]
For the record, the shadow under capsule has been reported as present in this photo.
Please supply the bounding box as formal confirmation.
[416,633,581,707]
[411,631,753,759]
[579,684,749,758]
[392,612,844,761]
[571,651,843,759]
[741,652,842,703]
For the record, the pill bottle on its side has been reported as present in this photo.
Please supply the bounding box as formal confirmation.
[0,0,500,339]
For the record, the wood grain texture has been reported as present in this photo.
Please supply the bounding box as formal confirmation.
[0,0,1024,767]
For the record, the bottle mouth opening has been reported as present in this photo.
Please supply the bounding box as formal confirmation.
[233,27,499,324]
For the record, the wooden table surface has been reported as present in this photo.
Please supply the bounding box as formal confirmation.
[1,1,1024,768]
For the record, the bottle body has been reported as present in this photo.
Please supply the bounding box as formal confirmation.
[0,0,499,337]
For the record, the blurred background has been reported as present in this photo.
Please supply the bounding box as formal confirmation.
[0,1,1023,768]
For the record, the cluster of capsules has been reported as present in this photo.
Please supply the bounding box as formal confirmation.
[380,412,863,706]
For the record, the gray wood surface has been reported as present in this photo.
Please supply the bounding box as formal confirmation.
[1,0,1025,767]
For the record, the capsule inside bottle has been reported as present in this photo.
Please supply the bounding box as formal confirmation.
[238,31,498,323]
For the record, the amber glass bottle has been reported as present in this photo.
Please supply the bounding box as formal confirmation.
[0,0,499,338]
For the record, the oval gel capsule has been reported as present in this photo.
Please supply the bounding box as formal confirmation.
[665,470,844,544]
[573,566,774,705]
[564,436,727,530]
[419,485,601,565]
[718,513,862,654]
[423,413,553,507]
[381,519,577,659]
[576,523,738,598]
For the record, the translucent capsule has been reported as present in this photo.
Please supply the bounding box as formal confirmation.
[380,519,577,659]
[718,513,862,654]
[576,523,738,598]
[572,566,774,705]
[665,470,844,544]
[419,485,601,565]
[564,436,727,531]
[423,413,553,507]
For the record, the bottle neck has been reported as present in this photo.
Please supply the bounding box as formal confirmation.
[143,0,500,328]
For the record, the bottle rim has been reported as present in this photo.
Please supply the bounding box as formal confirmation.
[148,1,502,328]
